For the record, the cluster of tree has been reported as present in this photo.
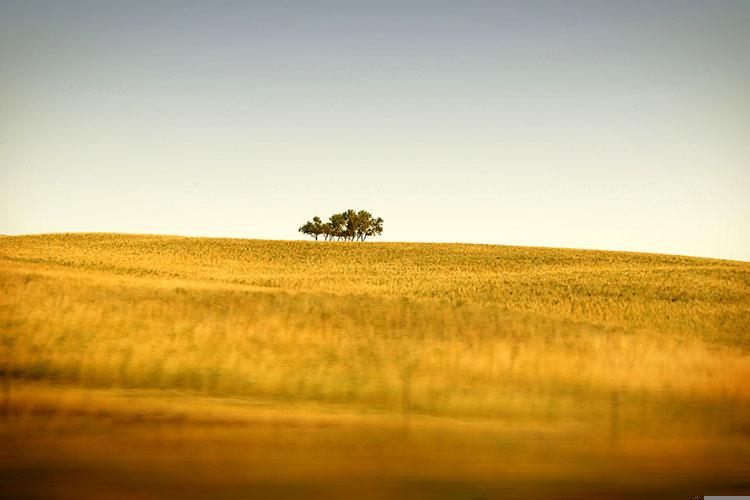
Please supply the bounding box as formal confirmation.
[299,209,384,241]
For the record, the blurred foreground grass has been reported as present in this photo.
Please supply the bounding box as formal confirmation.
[1,233,749,498]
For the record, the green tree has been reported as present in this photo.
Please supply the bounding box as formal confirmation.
[343,209,358,241]
[366,216,384,240]
[300,210,383,242]
[328,213,346,240]
[355,210,373,241]
[311,216,323,240]
[321,222,333,241]
[298,216,324,241]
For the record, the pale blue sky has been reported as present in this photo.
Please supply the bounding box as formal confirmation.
[1,1,748,260]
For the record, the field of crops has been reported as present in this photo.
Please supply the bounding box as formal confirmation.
[1,233,749,499]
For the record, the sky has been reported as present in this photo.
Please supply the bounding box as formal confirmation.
[1,1,748,260]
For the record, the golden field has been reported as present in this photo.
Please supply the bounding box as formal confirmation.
[1,233,749,499]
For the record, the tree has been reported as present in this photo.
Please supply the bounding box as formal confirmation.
[311,216,323,240]
[355,210,373,241]
[367,217,384,240]
[298,221,313,239]
[321,222,333,241]
[299,210,384,242]
[298,215,324,241]
[328,213,346,240]
[343,209,358,241]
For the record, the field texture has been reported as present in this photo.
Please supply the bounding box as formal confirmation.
[1,233,749,499]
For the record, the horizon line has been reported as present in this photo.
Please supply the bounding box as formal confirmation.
[2,231,747,264]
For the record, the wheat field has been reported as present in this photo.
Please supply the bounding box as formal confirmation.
[1,233,749,499]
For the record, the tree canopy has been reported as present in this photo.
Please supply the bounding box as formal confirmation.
[299,210,383,241]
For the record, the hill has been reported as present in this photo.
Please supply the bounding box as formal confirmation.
[1,233,749,499]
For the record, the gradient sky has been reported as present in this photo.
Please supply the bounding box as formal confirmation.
[1,1,748,260]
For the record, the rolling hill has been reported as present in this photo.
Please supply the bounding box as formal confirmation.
[1,233,748,499]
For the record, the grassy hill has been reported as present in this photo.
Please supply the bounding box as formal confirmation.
[1,233,749,498]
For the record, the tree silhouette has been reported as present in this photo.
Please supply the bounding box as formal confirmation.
[298,215,324,240]
[328,213,346,240]
[343,209,357,241]
[300,210,384,241]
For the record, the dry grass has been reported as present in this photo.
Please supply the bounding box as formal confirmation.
[1,233,749,498]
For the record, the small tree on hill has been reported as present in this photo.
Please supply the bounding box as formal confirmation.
[299,210,384,242]
[355,210,372,241]
[367,216,384,240]
[298,216,324,241]
[328,212,346,240]
[343,209,358,241]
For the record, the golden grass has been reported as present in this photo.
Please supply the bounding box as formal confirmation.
[1,233,749,498]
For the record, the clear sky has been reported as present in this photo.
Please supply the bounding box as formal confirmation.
[1,1,748,260]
